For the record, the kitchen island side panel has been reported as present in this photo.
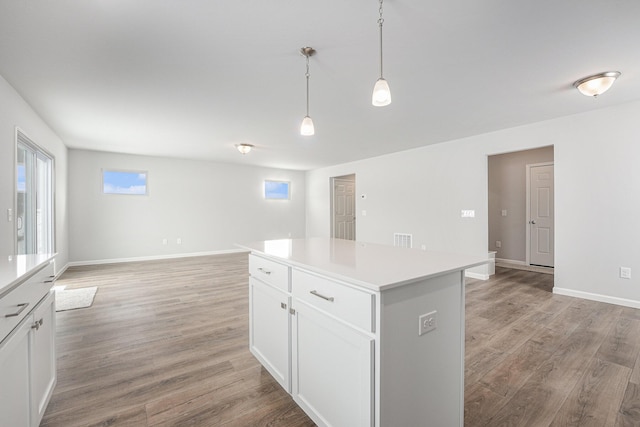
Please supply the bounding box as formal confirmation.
[379,271,464,427]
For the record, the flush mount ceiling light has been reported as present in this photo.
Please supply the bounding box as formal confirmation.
[236,143,254,155]
[372,0,391,106]
[300,47,316,136]
[573,71,621,97]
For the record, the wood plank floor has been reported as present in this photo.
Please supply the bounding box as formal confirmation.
[41,254,640,426]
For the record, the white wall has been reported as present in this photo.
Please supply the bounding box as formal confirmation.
[307,100,640,307]
[488,146,554,263]
[68,149,306,263]
[0,75,69,271]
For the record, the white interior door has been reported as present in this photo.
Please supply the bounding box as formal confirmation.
[527,163,554,267]
[332,177,356,240]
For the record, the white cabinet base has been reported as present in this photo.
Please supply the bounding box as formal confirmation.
[292,301,374,427]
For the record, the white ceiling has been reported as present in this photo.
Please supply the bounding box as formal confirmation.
[1,0,639,170]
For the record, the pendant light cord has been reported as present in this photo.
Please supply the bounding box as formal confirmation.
[378,0,384,78]
[305,54,310,116]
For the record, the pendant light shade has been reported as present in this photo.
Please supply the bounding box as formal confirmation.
[573,71,621,97]
[300,47,316,136]
[372,0,391,107]
[372,78,391,106]
[300,115,314,136]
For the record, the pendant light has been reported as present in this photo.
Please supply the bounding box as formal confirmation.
[300,47,316,136]
[573,71,621,97]
[372,0,391,106]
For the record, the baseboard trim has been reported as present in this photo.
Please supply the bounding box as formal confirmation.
[496,259,554,275]
[55,262,70,279]
[67,248,249,267]
[465,271,489,281]
[553,287,640,309]
[495,258,526,265]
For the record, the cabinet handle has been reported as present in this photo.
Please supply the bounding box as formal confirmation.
[310,290,335,302]
[257,268,272,275]
[5,302,29,318]
[281,302,287,310]
[31,319,43,331]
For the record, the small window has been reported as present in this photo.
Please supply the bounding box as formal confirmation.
[103,170,148,195]
[264,180,290,200]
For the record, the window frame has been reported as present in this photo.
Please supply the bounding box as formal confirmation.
[15,127,55,255]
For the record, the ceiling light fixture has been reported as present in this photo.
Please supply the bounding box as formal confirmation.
[372,0,391,106]
[573,71,621,97]
[300,47,316,136]
[236,143,254,155]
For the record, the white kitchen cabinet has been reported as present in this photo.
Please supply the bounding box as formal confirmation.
[0,316,32,427]
[249,276,290,392]
[30,290,57,427]
[0,256,57,427]
[243,238,486,427]
[292,300,374,427]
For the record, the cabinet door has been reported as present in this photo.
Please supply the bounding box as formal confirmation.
[292,302,374,427]
[30,291,57,427]
[249,278,290,391]
[0,316,33,427]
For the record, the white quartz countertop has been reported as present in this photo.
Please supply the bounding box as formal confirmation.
[238,238,487,291]
[0,254,56,298]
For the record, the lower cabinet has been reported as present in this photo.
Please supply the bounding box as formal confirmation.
[0,316,32,426]
[0,290,56,427]
[30,290,57,427]
[292,301,374,427]
[249,277,290,392]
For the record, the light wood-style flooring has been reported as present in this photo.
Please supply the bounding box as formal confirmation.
[41,254,640,426]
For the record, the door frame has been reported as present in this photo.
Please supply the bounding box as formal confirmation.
[330,174,356,240]
[525,161,554,266]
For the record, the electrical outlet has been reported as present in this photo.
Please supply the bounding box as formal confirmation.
[461,210,475,218]
[418,311,437,336]
[177,237,182,245]
[162,238,168,245]
[362,210,367,216]
[501,209,507,217]
[496,241,502,248]
[7,208,12,222]
[620,267,631,279]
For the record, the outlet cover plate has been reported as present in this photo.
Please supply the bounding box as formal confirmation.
[419,311,437,336]
[620,267,632,279]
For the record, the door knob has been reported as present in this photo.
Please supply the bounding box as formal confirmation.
[529,220,536,224]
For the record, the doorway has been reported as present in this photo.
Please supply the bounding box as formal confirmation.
[487,146,554,273]
[330,174,356,240]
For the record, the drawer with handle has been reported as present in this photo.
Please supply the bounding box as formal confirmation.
[292,269,375,333]
[0,261,55,344]
[249,254,290,292]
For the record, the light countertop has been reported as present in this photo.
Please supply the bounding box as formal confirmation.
[0,254,56,298]
[239,238,487,291]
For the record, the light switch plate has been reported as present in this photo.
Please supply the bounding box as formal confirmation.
[461,210,475,218]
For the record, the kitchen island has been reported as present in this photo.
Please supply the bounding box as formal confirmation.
[240,238,486,427]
